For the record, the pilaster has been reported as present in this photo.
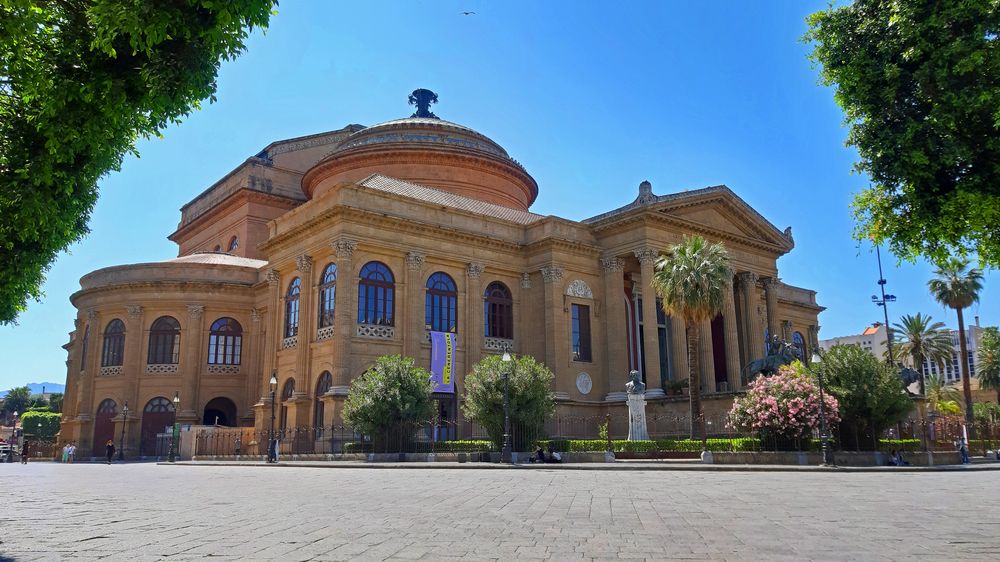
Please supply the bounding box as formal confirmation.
[403,251,425,359]
[541,265,564,396]
[465,262,485,378]
[600,257,627,397]
[122,305,144,413]
[180,305,204,419]
[331,239,357,392]
[294,254,314,399]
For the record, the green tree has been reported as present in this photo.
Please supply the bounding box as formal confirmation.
[47,393,64,413]
[891,313,953,396]
[462,354,555,451]
[804,1,1000,267]
[928,257,984,427]
[19,410,61,440]
[651,235,732,440]
[977,327,1000,404]
[342,355,434,446]
[925,373,962,416]
[812,345,913,450]
[0,0,277,324]
[972,402,1000,424]
[2,386,31,418]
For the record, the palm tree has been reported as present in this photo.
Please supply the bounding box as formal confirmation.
[928,257,984,428]
[891,313,953,396]
[925,373,962,415]
[651,235,732,441]
[977,327,1000,404]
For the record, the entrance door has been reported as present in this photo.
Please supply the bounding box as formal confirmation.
[140,397,175,456]
[202,397,237,427]
[92,399,117,457]
[430,395,457,441]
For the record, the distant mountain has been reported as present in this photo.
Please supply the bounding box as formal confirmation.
[0,382,64,398]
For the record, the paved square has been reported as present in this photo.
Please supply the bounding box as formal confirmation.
[1,463,998,560]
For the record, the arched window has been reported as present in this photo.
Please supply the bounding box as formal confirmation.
[318,263,337,328]
[101,319,126,367]
[792,331,805,360]
[144,397,175,413]
[208,318,242,365]
[280,379,295,431]
[425,272,458,332]
[285,278,301,337]
[228,236,239,252]
[357,262,395,326]
[147,316,181,365]
[97,399,117,414]
[80,325,90,371]
[484,282,513,339]
[315,371,332,428]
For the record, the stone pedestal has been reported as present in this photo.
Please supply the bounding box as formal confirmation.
[627,393,649,441]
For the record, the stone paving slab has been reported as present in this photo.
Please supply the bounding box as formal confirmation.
[2,463,999,560]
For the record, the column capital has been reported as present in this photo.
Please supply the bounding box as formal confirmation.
[251,307,263,323]
[466,262,485,279]
[736,271,759,287]
[761,276,781,289]
[266,269,281,286]
[633,247,658,265]
[332,238,357,258]
[540,265,563,284]
[520,272,532,289]
[187,305,204,320]
[86,309,98,322]
[405,251,425,271]
[125,305,143,320]
[295,254,313,273]
[600,257,625,273]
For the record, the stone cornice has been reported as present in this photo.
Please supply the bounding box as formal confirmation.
[70,281,257,307]
[168,188,302,244]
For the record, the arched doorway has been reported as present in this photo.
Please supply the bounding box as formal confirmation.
[92,399,117,457]
[139,397,175,456]
[202,397,237,427]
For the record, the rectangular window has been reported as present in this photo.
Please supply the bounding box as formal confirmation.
[571,304,592,362]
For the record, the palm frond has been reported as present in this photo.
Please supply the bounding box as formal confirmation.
[928,257,984,310]
[650,235,732,325]
[890,312,952,369]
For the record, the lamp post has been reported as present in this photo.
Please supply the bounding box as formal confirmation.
[168,392,180,463]
[118,401,129,461]
[811,350,834,467]
[268,370,278,463]
[7,411,17,462]
[500,347,513,464]
[871,245,896,365]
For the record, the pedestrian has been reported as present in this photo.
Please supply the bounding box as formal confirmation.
[61,443,70,463]
[105,440,116,464]
[20,440,29,464]
[959,438,970,465]
[67,441,76,463]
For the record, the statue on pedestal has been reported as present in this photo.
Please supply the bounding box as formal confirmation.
[625,370,649,441]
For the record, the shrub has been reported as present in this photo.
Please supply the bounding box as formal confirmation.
[729,365,840,445]
[879,439,921,452]
[462,354,555,451]
[20,410,61,440]
[342,355,434,445]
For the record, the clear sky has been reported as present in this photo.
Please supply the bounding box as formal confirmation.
[1,0,997,391]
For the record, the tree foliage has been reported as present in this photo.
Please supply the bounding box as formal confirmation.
[19,410,60,440]
[462,354,555,451]
[805,1,1000,266]
[0,0,277,323]
[342,355,434,438]
[925,373,961,415]
[891,312,953,395]
[977,327,1000,404]
[2,386,31,417]
[812,345,914,450]
[652,235,732,439]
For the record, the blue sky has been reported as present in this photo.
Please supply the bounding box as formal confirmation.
[2,1,997,391]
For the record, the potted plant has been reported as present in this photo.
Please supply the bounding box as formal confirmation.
[665,379,689,397]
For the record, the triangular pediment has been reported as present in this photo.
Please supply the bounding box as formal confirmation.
[652,189,792,251]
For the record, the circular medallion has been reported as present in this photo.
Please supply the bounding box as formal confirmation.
[576,372,593,395]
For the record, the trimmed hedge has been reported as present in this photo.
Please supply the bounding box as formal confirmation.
[538,438,761,453]
[878,439,921,452]
[344,440,493,454]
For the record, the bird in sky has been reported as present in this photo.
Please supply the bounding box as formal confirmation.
[462,11,475,16]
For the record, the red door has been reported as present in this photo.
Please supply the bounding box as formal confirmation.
[92,399,118,457]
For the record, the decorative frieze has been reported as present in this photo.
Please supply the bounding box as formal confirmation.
[466,262,485,279]
[146,364,178,375]
[281,336,298,350]
[86,309,98,322]
[405,252,425,271]
[266,269,280,286]
[600,257,625,273]
[316,325,335,341]
[207,365,241,375]
[357,324,394,339]
[565,280,594,299]
[540,265,563,284]
[333,238,357,258]
[100,366,123,377]
[484,337,514,352]
[633,247,658,265]
[520,273,532,289]
[187,305,204,319]
[125,305,143,320]
[296,254,313,272]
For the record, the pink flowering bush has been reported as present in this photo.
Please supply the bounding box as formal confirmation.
[729,366,840,441]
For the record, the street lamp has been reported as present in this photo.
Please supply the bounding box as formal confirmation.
[268,370,278,463]
[871,244,897,365]
[501,347,513,464]
[6,411,16,462]
[118,401,129,461]
[168,392,180,463]
[811,350,834,467]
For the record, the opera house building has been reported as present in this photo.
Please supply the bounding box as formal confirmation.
[58,90,822,456]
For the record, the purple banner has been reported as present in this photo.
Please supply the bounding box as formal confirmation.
[430,331,456,393]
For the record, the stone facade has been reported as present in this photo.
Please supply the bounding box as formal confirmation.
[58,92,823,456]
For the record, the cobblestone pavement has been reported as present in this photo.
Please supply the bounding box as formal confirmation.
[2,463,999,561]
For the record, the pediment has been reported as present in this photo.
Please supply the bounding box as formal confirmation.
[650,189,793,251]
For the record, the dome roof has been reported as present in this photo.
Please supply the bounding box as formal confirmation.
[303,89,538,210]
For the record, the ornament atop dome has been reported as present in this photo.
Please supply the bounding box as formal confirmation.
[408,88,439,119]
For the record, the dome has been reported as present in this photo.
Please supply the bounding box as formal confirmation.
[302,90,538,211]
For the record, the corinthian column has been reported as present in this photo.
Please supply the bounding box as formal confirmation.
[600,257,627,396]
[331,239,356,392]
[698,318,715,393]
[634,247,663,393]
[722,277,741,391]
[403,251,425,360]
[738,272,762,361]
[763,277,779,341]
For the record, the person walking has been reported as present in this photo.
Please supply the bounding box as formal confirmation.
[66,442,76,463]
[61,443,70,463]
[105,440,116,464]
[20,440,29,464]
